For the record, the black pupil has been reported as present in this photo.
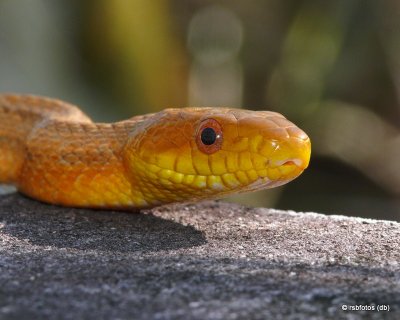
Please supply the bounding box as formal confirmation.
[201,127,217,145]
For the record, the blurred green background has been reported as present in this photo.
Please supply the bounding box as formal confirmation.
[1,0,400,221]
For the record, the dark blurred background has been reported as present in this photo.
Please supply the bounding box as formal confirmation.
[1,0,400,221]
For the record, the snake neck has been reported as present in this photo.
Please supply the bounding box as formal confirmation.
[14,120,146,208]
[0,94,92,184]
[0,93,156,208]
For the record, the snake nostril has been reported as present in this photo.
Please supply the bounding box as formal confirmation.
[287,126,309,141]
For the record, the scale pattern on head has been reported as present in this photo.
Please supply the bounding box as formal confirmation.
[123,107,311,207]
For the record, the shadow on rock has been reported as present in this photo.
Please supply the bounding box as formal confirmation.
[0,194,207,253]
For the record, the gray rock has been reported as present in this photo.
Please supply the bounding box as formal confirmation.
[0,193,399,320]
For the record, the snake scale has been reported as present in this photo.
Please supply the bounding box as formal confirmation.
[0,94,311,209]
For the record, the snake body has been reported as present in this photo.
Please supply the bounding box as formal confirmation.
[0,94,311,209]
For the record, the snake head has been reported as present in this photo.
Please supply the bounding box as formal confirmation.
[124,108,311,207]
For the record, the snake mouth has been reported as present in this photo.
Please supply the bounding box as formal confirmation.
[273,158,305,169]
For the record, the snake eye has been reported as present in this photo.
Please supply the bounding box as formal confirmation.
[196,118,223,154]
[201,128,216,145]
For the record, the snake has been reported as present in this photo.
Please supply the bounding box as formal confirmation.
[0,94,311,209]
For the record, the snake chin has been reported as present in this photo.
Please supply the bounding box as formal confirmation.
[234,177,285,194]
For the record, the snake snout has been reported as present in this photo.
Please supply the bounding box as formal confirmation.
[268,136,311,174]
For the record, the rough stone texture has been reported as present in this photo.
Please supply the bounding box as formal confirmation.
[0,193,399,320]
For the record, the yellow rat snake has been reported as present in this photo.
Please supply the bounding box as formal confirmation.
[0,94,311,209]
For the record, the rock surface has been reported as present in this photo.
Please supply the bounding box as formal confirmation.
[0,193,399,319]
